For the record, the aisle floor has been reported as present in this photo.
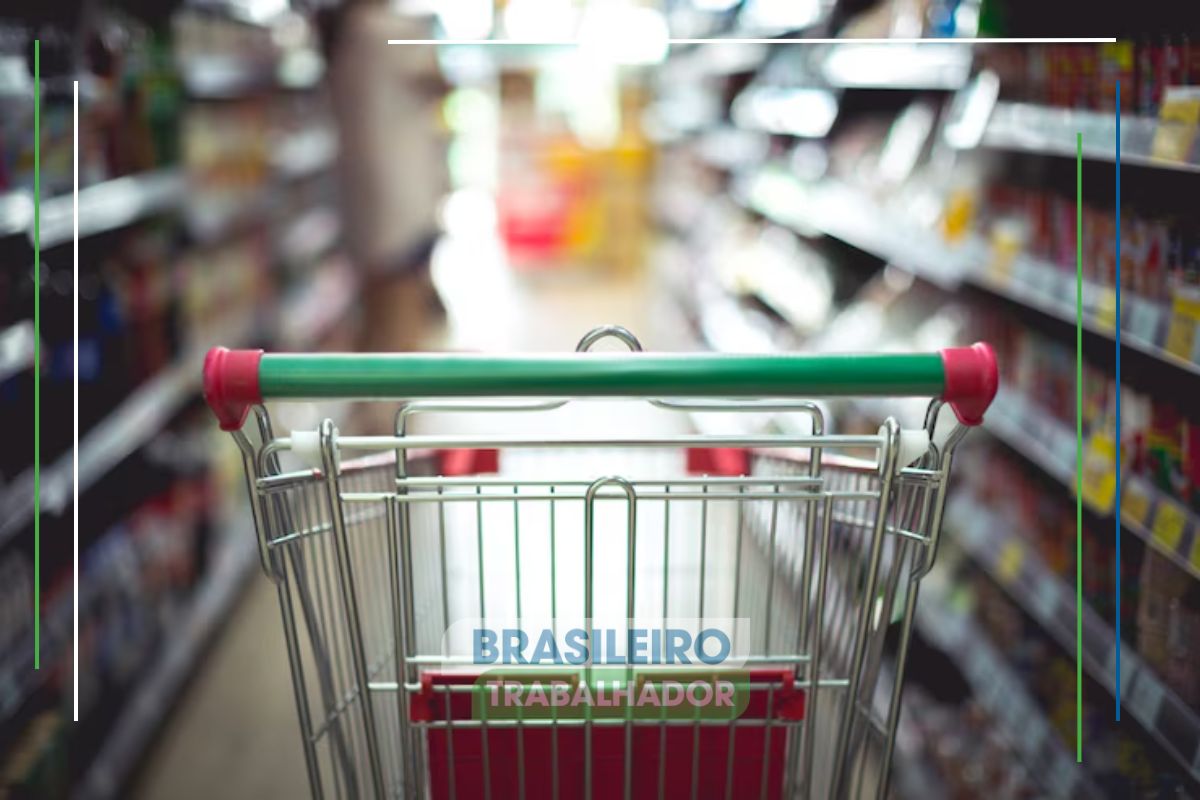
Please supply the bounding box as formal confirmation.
[133,256,689,799]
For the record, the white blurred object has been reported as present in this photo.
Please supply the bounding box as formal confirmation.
[732,87,838,138]
[579,5,669,65]
[439,188,498,236]
[503,0,579,41]
[943,70,1000,150]
[739,0,824,32]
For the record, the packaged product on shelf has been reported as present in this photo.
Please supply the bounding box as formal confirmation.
[1138,550,1200,707]
[1100,42,1137,112]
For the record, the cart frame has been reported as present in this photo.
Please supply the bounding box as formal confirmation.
[206,326,996,799]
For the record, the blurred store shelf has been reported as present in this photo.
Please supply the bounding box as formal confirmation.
[735,168,975,289]
[0,170,185,248]
[0,314,258,547]
[1119,476,1200,583]
[915,570,1090,798]
[985,387,1200,583]
[737,167,1200,377]
[948,495,1200,785]
[276,256,358,350]
[0,321,35,384]
[76,526,257,800]
[42,170,186,248]
[277,204,342,268]
[971,255,1200,377]
[977,102,1200,174]
[983,388,1075,485]
[185,126,338,243]
[178,50,324,99]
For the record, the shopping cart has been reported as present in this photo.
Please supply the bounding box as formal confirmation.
[204,326,996,800]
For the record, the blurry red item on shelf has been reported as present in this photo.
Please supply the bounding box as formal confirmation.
[498,183,570,267]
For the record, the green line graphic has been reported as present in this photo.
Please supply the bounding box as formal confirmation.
[33,39,41,671]
[1075,131,1083,763]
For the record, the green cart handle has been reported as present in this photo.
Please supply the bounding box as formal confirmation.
[203,344,997,432]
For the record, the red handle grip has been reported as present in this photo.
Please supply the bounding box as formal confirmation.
[939,342,998,426]
[204,347,264,431]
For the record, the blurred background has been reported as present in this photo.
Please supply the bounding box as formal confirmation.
[3,0,1200,797]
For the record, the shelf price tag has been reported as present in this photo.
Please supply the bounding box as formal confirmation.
[1152,497,1189,554]
[1093,286,1118,331]
[997,538,1025,587]
[1129,673,1165,727]
[1188,526,1200,574]
[1032,576,1060,622]
[1164,290,1200,364]
[1080,432,1118,515]
[1121,478,1154,529]
[1126,296,1167,348]
[987,228,1022,281]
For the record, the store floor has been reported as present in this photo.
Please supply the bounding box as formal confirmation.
[133,249,690,799]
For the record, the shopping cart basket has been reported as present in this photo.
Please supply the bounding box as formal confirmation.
[204,326,997,800]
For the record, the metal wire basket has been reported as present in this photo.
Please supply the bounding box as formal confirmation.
[205,326,997,799]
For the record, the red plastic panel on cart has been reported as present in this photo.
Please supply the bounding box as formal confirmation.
[437,448,501,476]
[414,670,800,800]
[685,447,749,477]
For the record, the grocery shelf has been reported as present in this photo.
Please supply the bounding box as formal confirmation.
[734,168,976,289]
[0,247,360,547]
[187,126,338,243]
[968,255,1200,378]
[740,168,1200,377]
[985,388,1200,583]
[0,313,258,548]
[948,495,1200,784]
[915,571,1091,798]
[983,388,1075,486]
[38,169,186,248]
[978,102,1200,175]
[0,170,185,247]
[1119,476,1200,583]
[76,526,257,800]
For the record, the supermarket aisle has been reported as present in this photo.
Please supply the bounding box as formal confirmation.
[132,573,308,800]
[133,257,687,799]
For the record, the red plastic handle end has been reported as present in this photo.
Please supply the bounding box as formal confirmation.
[203,347,264,432]
[940,342,998,426]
